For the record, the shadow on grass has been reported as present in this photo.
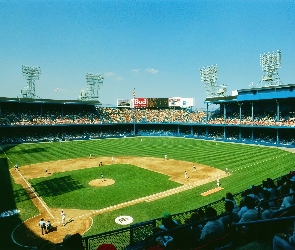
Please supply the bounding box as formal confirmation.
[31,176,85,197]
[0,157,32,249]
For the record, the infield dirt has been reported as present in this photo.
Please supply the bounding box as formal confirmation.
[10,156,227,247]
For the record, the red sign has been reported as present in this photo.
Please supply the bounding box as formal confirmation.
[133,98,148,108]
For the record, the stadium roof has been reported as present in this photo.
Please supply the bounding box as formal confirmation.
[0,97,101,105]
[205,84,295,105]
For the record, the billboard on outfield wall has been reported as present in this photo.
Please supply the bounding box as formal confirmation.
[130,98,148,108]
[180,98,195,108]
[168,97,194,108]
[117,99,131,107]
[127,97,194,108]
[168,97,181,107]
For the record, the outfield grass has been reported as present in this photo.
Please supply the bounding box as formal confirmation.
[3,137,295,236]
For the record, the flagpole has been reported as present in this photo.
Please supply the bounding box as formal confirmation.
[133,88,136,136]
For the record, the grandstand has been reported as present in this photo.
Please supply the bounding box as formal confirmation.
[1,83,295,249]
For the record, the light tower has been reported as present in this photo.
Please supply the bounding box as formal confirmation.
[260,50,282,86]
[21,65,41,99]
[79,73,104,101]
[200,65,227,97]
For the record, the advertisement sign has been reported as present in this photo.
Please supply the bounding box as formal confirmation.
[180,98,194,108]
[168,97,182,107]
[133,98,148,108]
[117,99,131,107]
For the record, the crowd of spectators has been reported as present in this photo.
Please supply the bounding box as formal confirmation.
[2,106,295,127]
[208,111,295,127]
[2,106,295,146]
[0,129,132,144]
[141,172,295,249]
[0,107,208,125]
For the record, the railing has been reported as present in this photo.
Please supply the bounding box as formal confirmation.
[230,215,295,249]
[54,174,292,250]
[54,192,244,250]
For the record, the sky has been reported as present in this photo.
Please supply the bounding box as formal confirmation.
[0,0,294,109]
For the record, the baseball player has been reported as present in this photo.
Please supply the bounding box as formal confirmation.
[45,220,52,234]
[39,218,46,235]
[61,210,66,226]
[185,171,189,179]
[101,173,105,182]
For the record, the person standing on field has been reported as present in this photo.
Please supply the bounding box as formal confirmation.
[39,218,46,235]
[61,210,66,226]
[185,171,189,179]
[101,173,105,182]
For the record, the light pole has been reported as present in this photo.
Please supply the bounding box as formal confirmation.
[21,65,41,99]
[200,65,226,97]
[260,50,282,86]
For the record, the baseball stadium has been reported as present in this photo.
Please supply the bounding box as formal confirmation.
[2,54,295,250]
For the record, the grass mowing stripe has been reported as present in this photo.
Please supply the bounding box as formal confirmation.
[5,137,295,236]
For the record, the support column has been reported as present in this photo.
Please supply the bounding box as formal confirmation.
[239,103,242,124]
[239,127,241,141]
[223,104,226,123]
[276,101,280,122]
[206,103,209,123]
[251,101,254,123]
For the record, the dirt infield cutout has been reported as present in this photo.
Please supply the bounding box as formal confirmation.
[89,179,115,187]
[9,156,228,247]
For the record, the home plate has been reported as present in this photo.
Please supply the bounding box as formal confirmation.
[201,187,223,196]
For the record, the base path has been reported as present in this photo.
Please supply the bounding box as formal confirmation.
[10,156,229,247]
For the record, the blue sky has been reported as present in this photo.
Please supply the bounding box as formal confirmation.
[0,0,294,109]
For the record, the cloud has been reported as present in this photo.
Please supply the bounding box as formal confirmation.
[104,72,115,77]
[116,76,124,81]
[131,69,140,73]
[145,68,159,75]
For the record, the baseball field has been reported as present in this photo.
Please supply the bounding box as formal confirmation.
[1,137,295,248]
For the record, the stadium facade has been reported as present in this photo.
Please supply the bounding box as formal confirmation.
[1,83,295,147]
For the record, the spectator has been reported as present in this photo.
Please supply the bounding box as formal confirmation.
[219,201,240,230]
[62,233,84,250]
[199,207,225,242]
[239,196,258,223]
[148,227,174,249]
[185,212,203,239]
[273,221,295,250]
[260,200,274,220]
[279,185,294,210]
[159,212,179,231]
[224,192,240,213]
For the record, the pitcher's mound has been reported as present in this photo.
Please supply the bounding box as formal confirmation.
[88,179,115,187]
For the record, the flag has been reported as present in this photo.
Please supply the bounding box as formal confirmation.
[132,88,136,98]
